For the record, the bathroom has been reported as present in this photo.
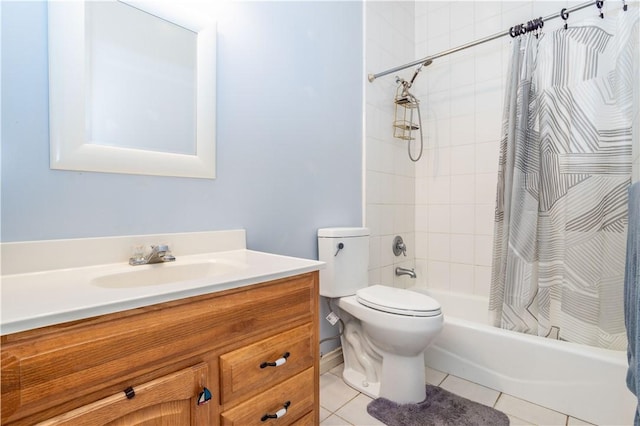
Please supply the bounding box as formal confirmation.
[2,0,639,425]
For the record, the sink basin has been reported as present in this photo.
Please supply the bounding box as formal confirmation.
[92,260,245,288]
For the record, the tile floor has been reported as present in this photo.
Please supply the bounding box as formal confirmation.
[319,364,596,426]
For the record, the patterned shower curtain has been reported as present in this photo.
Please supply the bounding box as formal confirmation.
[489,9,639,350]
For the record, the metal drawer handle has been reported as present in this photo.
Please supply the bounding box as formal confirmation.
[261,401,291,421]
[260,352,290,368]
[123,386,135,399]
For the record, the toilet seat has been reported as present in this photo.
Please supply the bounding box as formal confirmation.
[356,285,441,317]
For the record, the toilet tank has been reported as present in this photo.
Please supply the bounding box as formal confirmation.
[317,227,370,298]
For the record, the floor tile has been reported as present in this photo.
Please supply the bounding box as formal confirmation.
[507,413,536,425]
[425,366,447,386]
[335,394,385,426]
[439,374,500,407]
[319,365,589,426]
[330,363,345,377]
[567,416,596,425]
[495,393,568,425]
[320,413,353,426]
[319,406,332,422]
[320,371,360,412]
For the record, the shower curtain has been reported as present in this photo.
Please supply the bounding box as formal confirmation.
[489,9,639,350]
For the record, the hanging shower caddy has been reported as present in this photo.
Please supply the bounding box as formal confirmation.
[393,84,420,141]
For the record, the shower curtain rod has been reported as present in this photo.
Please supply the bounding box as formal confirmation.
[368,0,598,82]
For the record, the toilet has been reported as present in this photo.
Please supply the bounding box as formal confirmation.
[318,227,443,404]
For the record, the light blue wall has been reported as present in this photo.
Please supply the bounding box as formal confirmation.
[1,1,364,262]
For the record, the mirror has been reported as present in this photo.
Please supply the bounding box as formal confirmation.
[48,0,216,179]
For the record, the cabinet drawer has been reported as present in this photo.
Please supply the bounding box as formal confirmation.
[291,412,315,425]
[220,324,314,405]
[220,368,314,426]
[36,363,210,425]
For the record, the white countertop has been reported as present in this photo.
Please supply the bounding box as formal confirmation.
[1,232,324,335]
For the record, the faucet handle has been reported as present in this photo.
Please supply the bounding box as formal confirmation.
[151,244,169,253]
[393,236,407,256]
[129,245,147,265]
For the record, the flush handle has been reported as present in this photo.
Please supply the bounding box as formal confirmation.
[260,352,290,368]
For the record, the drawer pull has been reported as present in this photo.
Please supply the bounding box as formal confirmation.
[261,401,291,421]
[260,352,290,368]
[123,386,135,400]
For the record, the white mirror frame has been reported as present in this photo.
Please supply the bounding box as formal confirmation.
[48,0,216,179]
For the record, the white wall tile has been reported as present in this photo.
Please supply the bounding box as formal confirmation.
[369,235,381,269]
[450,144,476,175]
[415,204,428,232]
[475,203,496,235]
[428,260,451,290]
[475,235,494,266]
[450,204,475,234]
[428,204,451,233]
[450,234,475,264]
[475,12,503,39]
[475,141,500,174]
[428,233,450,262]
[451,174,476,204]
[475,172,498,203]
[451,263,475,294]
[450,113,476,145]
[428,174,451,204]
[474,265,492,296]
[427,7,450,38]
[450,2,475,32]
[450,83,476,116]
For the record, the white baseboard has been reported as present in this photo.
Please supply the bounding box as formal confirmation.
[320,347,344,375]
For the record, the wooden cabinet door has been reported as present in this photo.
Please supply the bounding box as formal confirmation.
[36,363,210,426]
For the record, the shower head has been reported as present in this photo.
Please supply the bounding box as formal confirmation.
[409,59,433,85]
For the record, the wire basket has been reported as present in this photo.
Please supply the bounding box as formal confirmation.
[393,86,420,140]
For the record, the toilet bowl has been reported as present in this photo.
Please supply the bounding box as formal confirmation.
[318,228,444,404]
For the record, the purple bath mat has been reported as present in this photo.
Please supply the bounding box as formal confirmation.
[367,385,510,426]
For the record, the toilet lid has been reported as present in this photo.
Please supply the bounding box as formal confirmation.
[356,285,441,317]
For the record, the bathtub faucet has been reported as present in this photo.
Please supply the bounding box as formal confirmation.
[129,245,176,265]
[395,267,417,279]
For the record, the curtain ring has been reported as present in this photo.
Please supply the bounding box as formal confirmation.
[622,0,627,11]
[560,8,569,29]
[596,0,604,18]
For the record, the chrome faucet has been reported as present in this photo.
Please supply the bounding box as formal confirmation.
[129,245,176,265]
[395,267,417,279]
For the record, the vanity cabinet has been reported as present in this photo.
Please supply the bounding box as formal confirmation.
[1,272,319,425]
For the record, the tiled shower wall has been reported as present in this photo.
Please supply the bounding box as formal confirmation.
[365,1,639,298]
[365,1,418,289]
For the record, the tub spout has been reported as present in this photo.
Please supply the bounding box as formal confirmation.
[395,267,417,278]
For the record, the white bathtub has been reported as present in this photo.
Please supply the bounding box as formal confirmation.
[411,287,636,425]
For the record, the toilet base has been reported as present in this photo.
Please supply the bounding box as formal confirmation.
[342,367,381,399]
[379,351,426,403]
[342,351,427,404]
